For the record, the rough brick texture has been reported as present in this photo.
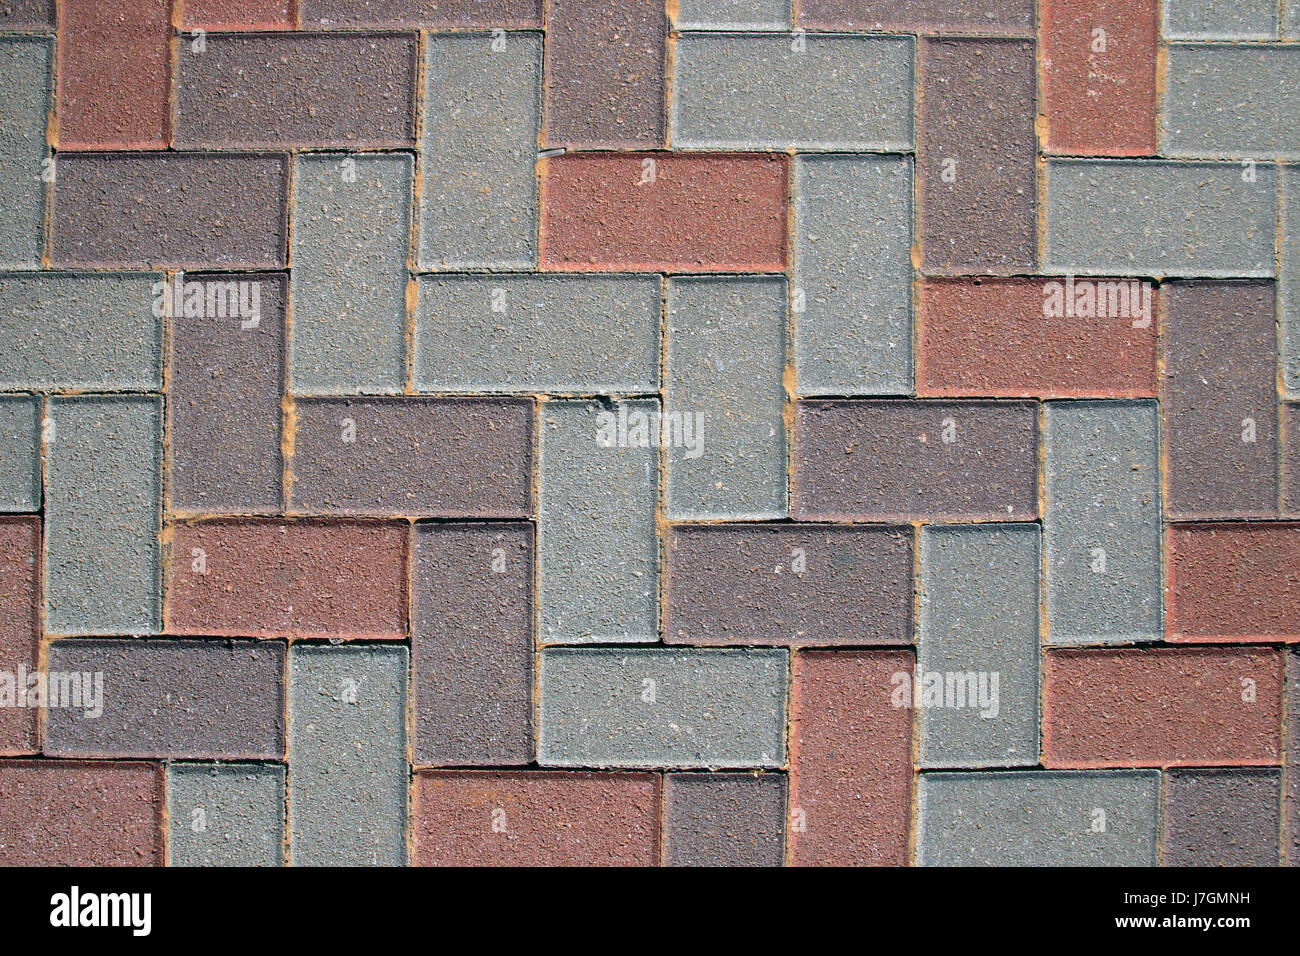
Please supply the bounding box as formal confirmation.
[0,517,39,754]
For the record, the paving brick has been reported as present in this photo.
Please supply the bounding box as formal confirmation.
[793,154,912,396]
[792,399,1038,521]
[671,34,912,151]
[917,278,1158,397]
[0,38,49,269]
[1042,0,1158,156]
[290,153,410,394]
[1044,160,1276,277]
[797,0,1033,33]
[181,0,294,28]
[166,763,285,867]
[288,644,407,866]
[419,32,540,271]
[665,524,912,646]
[1162,768,1281,866]
[675,0,789,29]
[538,648,787,769]
[1287,1,1300,38]
[789,650,912,866]
[917,38,1036,275]
[1288,405,1300,514]
[414,771,658,866]
[56,0,170,149]
[0,517,39,755]
[52,153,289,269]
[289,397,531,517]
[666,276,785,518]
[917,771,1159,866]
[1044,401,1163,644]
[917,524,1039,768]
[302,0,542,27]
[0,397,39,512]
[45,396,160,636]
[0,761,162,865]
[1163,281,1277,519]
[1285,166,1300,396]
[540,152,787,273]
[44,639,285,759]
[0,273,160,390]
[414,523,533,767]
[0,1,51,30]
[538,400,657,644]
[664,772,785,867]
[1043,647,1284,767]
[1167,523,1300,641]
[1163,0,1278,39]
[1288,651,1299,863]
[415,275,659,393]
[166,519,407,639]
[544,0,665,148]
[168,272,284,514]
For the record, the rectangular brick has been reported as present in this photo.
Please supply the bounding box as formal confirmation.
[302,0,542,27]
[290,153,410,394]
[1289,651,1299,863]
[793,155,912,396]
[0,396,39,511]
[288,644,407,866]
[918,524,1039,768]
[1043,647,1283,767]
[1163,282,1277,519]
[539,400,657,644]
[415,771,658,866]
[671,33,912,151]
[1044,401,1163,644]
[0,517,39,754]
[168,272,284,514]
[918,278,1158,397]
[664,772,786,867]
[666,277,785,518]
[289,397,532,517]
[918,771,1159,866]
[1161,768,1281,866]
[1163,46,1300,159]
[665,524,912,646]
[539,152,787,273]
[182,0,294,28]
[538,648,787,768]
[166,763,285,867]
[0,1,51,30]
[1164,0,1277,40]
[1287,1,1300,38]
[1286,166,1300,396]
[1044,160,1276,277]
[792,399,1038,522]
[414,523,533,766]
[1288,404,1300,514]
[676,0,789,29]
[166,519,407,639]
[46,396,160,635]
[0,761,162,865]
[415,275,659,393]
[789,650,912,866]
[918,38,1036,275]
[56,0,170,149]
[798,0,1034,33]
[52,153,289,269]
[419,32,540,271]
[0,38,49,268]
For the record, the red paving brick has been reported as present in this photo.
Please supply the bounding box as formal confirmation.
[0,518,39,755]
[181,0,295,28]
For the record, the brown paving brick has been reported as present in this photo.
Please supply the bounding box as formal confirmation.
[0,760,162,865]
[182,0,295,28]
[1042,0,1157,156]
[798,0,1034,34]
[0,0,52,30]
[1161,768,1281,866]
[917,278,1158,397]
[792,399,1038,522]
[1043,647,1284,768]
[302,0,541,27]
[918,38,1036,275]
[541,152,786,273]
[52,152,289,269]
[166,519,407,639]
[789,650,912,866]
[1288,651,1299,864]
[665,524,912,646]
[664,772,786,867]
[0,517,38,755]
[1163,282,1278,519]
[414,771,659,866]
[1167,523,1300,642]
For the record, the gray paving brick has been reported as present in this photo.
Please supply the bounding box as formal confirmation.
[664,772,786,866]
[539,400,658,644]
[167,763,285,867]
[288,644,407,866]
[1286,1,1300,38]
[793,155,911,396]
[1044,160,1276,278]
[45,396,159,635]
[0,273,161,391]
[1162,768,1282,866]
[290,153,410,395]
[0,395,39,511]
[918,524,1039,769]
[419,32,539,270]
[675,0,789,28]
[918,771,1160,866]
[1163,46,1300,159]
[0,1,51,30]
[0,38,49,269]
[1044,401,1162,644]
[666,277,785,519]
[1284,166,1300,396]
[416,275,659,393]
[539,648,787,769]
[671,33,912,150]
[1163,0,1277,39]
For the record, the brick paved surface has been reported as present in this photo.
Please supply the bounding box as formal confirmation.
[1,0,1297,868]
